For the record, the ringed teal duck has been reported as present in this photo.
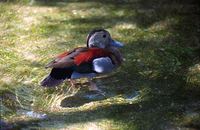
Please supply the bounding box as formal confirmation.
[41,29,124,91]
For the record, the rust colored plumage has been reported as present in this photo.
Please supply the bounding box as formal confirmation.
[45,47,113,69]
[74,48,112,65]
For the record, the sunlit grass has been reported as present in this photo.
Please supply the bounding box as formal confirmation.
[0,0,199,129]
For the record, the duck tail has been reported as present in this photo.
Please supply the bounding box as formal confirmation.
[40,75,64,87]
[41,67,74,87]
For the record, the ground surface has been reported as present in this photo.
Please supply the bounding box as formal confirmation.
[0,0,200,130]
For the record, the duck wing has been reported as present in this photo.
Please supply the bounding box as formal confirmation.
[45,47,88,68]
[45,47,113,68]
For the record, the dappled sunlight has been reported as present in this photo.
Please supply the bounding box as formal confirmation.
[113,23,137,30]
[187,64,200,86]
[0,0,199,129]
[21,51,38,61]
[148,17,176,32]
[70,7,109,19]
[36,119,127,130]
[1,75,13,85]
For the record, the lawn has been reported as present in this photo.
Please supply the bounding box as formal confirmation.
[0,0,200,129]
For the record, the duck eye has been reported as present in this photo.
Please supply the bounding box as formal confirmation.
[103,34,106,38]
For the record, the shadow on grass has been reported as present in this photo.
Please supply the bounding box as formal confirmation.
[10,81,200,130]
[27,0,200,129]
[32,0,199,48]
[1,0,199,129]
[35,0,199,27]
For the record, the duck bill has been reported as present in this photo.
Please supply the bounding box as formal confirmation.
[111,40,124,48]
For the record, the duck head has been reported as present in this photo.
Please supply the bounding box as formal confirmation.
[87,29,124,65]
[87,29,124,49]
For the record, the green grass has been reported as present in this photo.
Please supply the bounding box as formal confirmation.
[0,0,200,129]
